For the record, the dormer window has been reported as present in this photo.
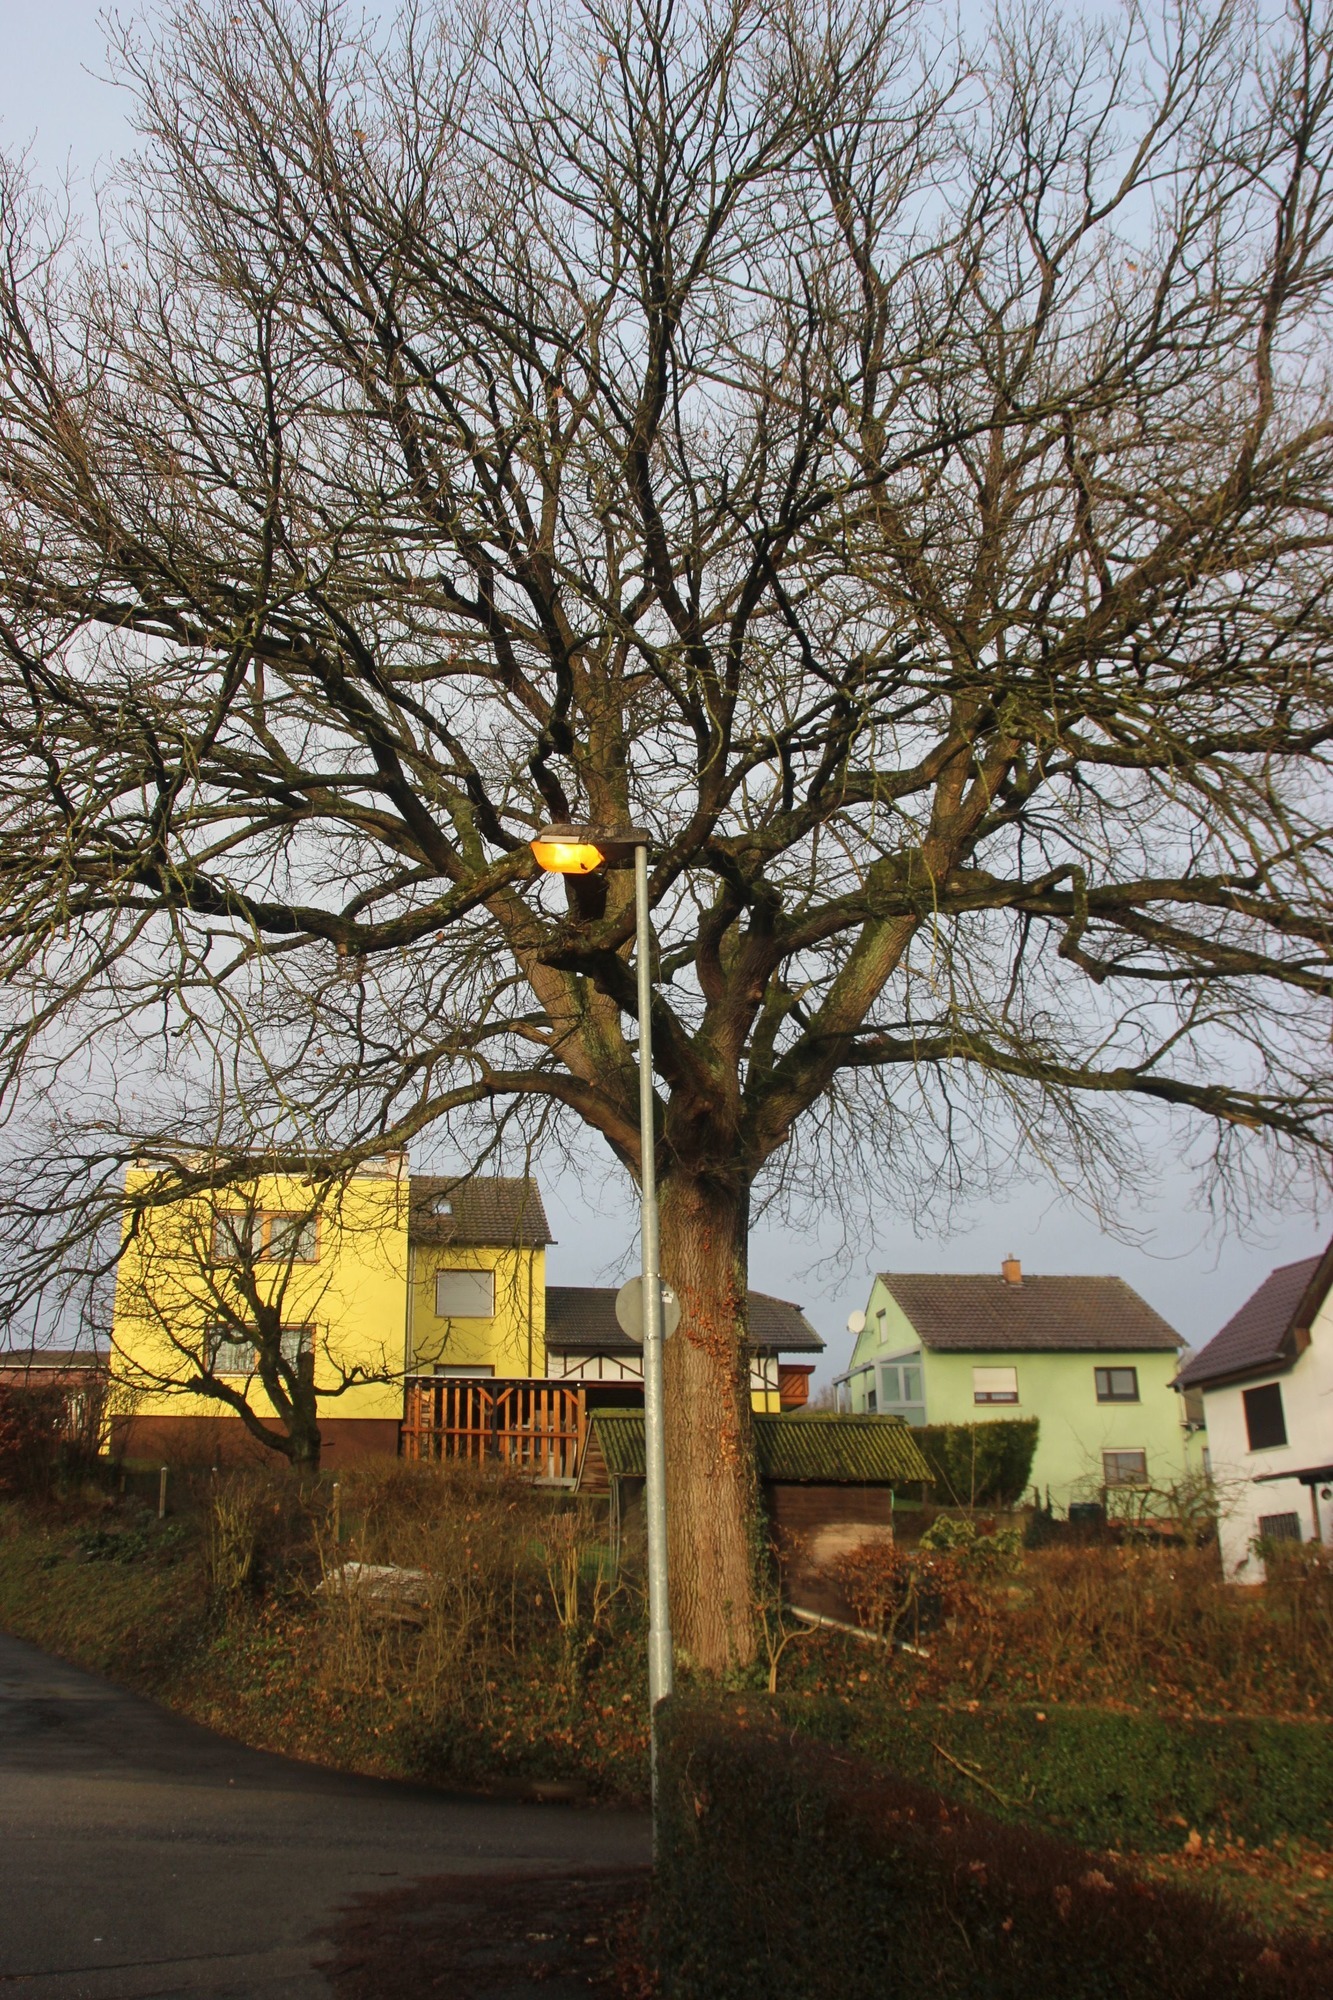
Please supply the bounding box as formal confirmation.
[432,1196,454,1217]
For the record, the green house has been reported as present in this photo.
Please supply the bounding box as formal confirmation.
[835,1258,1197,1512]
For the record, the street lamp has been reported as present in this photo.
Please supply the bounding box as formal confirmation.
[529,822,674,1803]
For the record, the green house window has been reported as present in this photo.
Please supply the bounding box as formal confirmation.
[1102,1449,1148,1486]
[1095,1366,1139,1403]
[878,1359,925,1425]
[973,1366,1018,1404]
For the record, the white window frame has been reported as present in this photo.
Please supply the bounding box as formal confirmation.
[878,1354,926,1424]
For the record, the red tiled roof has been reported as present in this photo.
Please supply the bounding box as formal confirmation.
[409,1177,553,1247]
[1176,1243,1333,1389]
[880,1272,1180,1353]
[545,1286,824,1356]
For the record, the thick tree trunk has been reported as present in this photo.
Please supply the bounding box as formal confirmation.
[659,1174,760,1673]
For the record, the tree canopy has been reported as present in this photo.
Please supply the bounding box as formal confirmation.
[3,0,1333,1662]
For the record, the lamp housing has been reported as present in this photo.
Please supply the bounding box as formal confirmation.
[530,822,649,873]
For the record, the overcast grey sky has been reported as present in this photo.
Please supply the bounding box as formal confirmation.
[3,0,1326,1381]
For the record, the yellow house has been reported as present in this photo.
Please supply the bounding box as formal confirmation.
[406,1176,552,1376]
[112,1161,822,1472]
[111,1154,409,1466]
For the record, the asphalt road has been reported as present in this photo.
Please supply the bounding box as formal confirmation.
[0,1628,650,1999]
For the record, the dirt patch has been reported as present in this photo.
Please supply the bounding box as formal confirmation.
[321,1866,657,1997]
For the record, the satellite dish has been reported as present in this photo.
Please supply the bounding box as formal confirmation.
[615,1277,682,1344]
[846,1309,866,1336]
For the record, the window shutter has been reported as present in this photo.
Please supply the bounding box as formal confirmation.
[972,1365,1018,1403]
[434,1269,496,1318]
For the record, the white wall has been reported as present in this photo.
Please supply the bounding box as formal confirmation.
[1203,1293,1333,1579]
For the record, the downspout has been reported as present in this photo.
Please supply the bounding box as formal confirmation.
[527,1240,535,1379]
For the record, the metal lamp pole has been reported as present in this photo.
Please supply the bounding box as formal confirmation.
[528,823,673,1827]
[633,839,674,1807]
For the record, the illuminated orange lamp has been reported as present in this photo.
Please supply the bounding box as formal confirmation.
[530,821,648,874]
[530,833,607,875]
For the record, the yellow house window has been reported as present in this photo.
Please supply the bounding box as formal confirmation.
[434,1269,495,1318]
[206,1322,313,1375]
[266,1213,318,1263]
[211,1211,318,1264]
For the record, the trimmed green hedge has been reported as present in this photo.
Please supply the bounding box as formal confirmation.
[914,1419,1039,1506]
[779,1698,1333,1849]
[654,1696,1333,2000]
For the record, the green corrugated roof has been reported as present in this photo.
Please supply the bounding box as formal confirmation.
[583,1409,931,1485]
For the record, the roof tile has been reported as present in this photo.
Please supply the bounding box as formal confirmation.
[545,1285,824,1356]
[1176,1249,1330,1388]
[409,1177,553,1247]
[881,1273,1180,1353]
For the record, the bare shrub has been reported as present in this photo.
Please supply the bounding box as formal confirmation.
[1260,1538,1333,1662]
[830,1541,963,1647]
[313,1462,621,1714]
[0,1377,106,1495]
[204,1472,267,1602]
[934,1543,1333,1711]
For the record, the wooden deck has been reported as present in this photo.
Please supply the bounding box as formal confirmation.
[401,1378,588,1484]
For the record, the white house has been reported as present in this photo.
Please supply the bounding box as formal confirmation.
[1176,1243,1333,1579]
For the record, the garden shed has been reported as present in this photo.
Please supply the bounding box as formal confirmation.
[577,1409,932,1582]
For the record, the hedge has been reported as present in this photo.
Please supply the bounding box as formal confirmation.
[913,1419,1039,1507]
[654,1696,1333,2000]
[777,1697,1333,1849]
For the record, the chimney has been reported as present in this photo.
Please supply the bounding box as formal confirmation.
[1001,1255,1022,1287]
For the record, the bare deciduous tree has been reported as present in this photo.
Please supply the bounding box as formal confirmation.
[113,1167,402,1469]
[3,0,1333,1666]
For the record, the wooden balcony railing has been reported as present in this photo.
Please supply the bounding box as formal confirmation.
[401,1378,588,1484]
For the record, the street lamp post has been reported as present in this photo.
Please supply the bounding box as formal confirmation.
[529,824,674,1811]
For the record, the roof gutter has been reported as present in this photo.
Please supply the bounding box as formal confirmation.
[1174,1353,1297,1393]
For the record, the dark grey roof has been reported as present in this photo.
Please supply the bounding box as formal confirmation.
[0,1348,105,1375]
[409,1177,553,1247]
[1176,1244,1333,1389]
[545,1286,824,1356]
[880,1272,1180,1354]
